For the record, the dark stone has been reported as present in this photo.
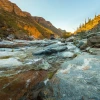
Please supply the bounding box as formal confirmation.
[66,36,75,42]
[33,46,68,55]
[75,41,84,48]
[19,82,45,100]
[50,34,55,40]
[87,36,100,47]
[33,49,56,55]
[0,37,2,42]
[80,43,87,50]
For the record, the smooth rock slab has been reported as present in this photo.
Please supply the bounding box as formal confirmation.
[0,58,22,68]
[0,51,16,59]
[60,51,75,58]
[33,46,68,55]
[0,70,47,100]
[88,48,100,55]
[40,53,100,100]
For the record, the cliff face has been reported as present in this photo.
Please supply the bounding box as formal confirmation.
[33,17,62,36]
[0,0,31,17]
[0,0,13,12]
[0,0,61,39]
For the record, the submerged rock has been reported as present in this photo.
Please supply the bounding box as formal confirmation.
[74,39,87,48]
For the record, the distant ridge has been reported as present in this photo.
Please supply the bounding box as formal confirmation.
[0,0,62,39]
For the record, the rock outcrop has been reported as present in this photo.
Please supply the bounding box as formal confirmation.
[74,32,100,50]
[0,70,47,100]
[0,0,30,17]
[87,36,100,47]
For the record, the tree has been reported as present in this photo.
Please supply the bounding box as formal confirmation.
[79,24,82,28]
[95,14,97,18]
[82,23,85,27]
[88,17,91,23]
[85,19,87,24]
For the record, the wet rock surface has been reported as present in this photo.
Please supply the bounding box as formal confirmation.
[40,53,100,100]
[0,39,78,100]
[0,38,100,100]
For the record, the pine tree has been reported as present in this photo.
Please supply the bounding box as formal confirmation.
[79,24,82,28]
[95,14,97,18]
[82,23,85,27]
[85,19,87,24]
[88,17,91,23]
[84,19,87,28]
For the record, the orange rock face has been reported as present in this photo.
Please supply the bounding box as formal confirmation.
[0,70,47,100]
[0,0,31,17]
[0,0,13,12]
[23,25,43,39]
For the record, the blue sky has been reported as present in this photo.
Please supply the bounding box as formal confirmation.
[10,0,100,32]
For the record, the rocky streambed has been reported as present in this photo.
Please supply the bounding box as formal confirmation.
[0,36,100,100]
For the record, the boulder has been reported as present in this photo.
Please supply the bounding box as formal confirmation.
[60,38,66,43]
[0,70,47,100]
[50,34,55,40]
[87,48,100,55]
[87,36,100,47]
[7,34,14,41]
[74,39,87,49]
[33,46,68,55]
[66,36,75,42]
[86,32,100,38]
[28,36,34,40]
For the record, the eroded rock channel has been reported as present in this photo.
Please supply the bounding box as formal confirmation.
[0,34,100,100]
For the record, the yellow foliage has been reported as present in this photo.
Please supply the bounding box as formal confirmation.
[18,23,43,39]
[75,15,100,34]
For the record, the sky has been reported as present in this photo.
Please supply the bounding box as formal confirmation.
[9,0,100,32]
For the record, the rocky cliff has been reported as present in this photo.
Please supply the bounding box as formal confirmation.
[33,17,62,36]
[0,0,30,17]
[0,0,61,39]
